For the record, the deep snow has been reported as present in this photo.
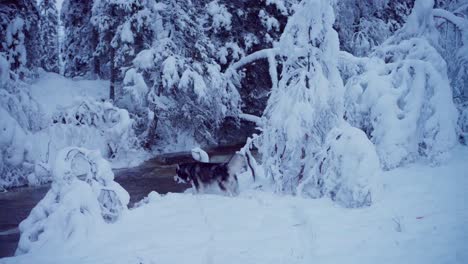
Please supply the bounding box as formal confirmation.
[2,145,467,264]
[29,71,108,118]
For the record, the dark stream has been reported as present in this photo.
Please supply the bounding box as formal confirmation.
[0,145,240,258]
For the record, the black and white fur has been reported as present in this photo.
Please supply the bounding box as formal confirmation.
[175,154,245,195]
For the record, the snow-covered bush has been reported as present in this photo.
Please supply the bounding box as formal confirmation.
[0,107,34,189]
[16,147,129,255]
[48,99,140,161]
[0,54,45,189]
[298,123,380,208]
[344,0,458,169]
[255,0,380,207]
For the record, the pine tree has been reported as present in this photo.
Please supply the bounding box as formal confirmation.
[92,0,156,100]
[61,0,96,78]
[38,0,59,73]
[0,0,41,79]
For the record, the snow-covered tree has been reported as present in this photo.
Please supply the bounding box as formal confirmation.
[61,0,97,78]
[91,0,122,99]
[248,0,380,207]
[4,16,27,76]
[0,0,41,78]
[38,0,59,73]
[432,1,468,142]
[0,2,45,189]
[121,0,241,149]
[343,0,459,169]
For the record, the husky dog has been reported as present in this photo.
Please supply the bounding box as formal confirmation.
[175,154,245,195]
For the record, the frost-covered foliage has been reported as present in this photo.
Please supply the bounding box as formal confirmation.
[0,90,141,189]
[48,99,140,161]
[0,0,42,78]
[333,0,414,57]
[38,0,59,73]
[257,0,380,207]
[0,107,34,189]
[297,123,380,208]
[0,54,45,189]
[120,0,241,149]
[4,17,27,76]
[16,147,129,255]
[90,0,159,100]
[432,1,468,141]
[344,0,458,169]
[61,0,97,78]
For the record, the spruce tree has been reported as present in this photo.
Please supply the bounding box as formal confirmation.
[61,0,96,78]
[39,0,59,73]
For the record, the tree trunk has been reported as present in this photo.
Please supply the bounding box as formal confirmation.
[144,109,159,149]
[144,83,163,149]
[109,47,116,101]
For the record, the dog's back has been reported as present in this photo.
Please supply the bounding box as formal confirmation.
[177,162,228,183]
[176,154,246,195]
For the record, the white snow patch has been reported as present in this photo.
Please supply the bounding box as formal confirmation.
[29,72,108,118]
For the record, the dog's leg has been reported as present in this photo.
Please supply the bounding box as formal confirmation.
[192,177,200,193]
[218,181,227,192]
[233,175,239,195]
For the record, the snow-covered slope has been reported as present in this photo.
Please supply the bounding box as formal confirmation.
[2,146,467,264]
[29,71,108,118]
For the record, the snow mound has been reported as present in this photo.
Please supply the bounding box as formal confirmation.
[15,147,129,255]
[191,147,209,162]
[299,123,381,208]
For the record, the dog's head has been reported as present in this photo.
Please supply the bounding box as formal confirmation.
[175,164,191,183]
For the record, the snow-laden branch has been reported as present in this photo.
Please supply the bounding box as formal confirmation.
[239,113,262,125]
[454,4,468,14]
[433,8,468,35]
[267,51,278,90]
[225,48,280,74]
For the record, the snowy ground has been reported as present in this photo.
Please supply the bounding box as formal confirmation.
[1,146,467,263]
